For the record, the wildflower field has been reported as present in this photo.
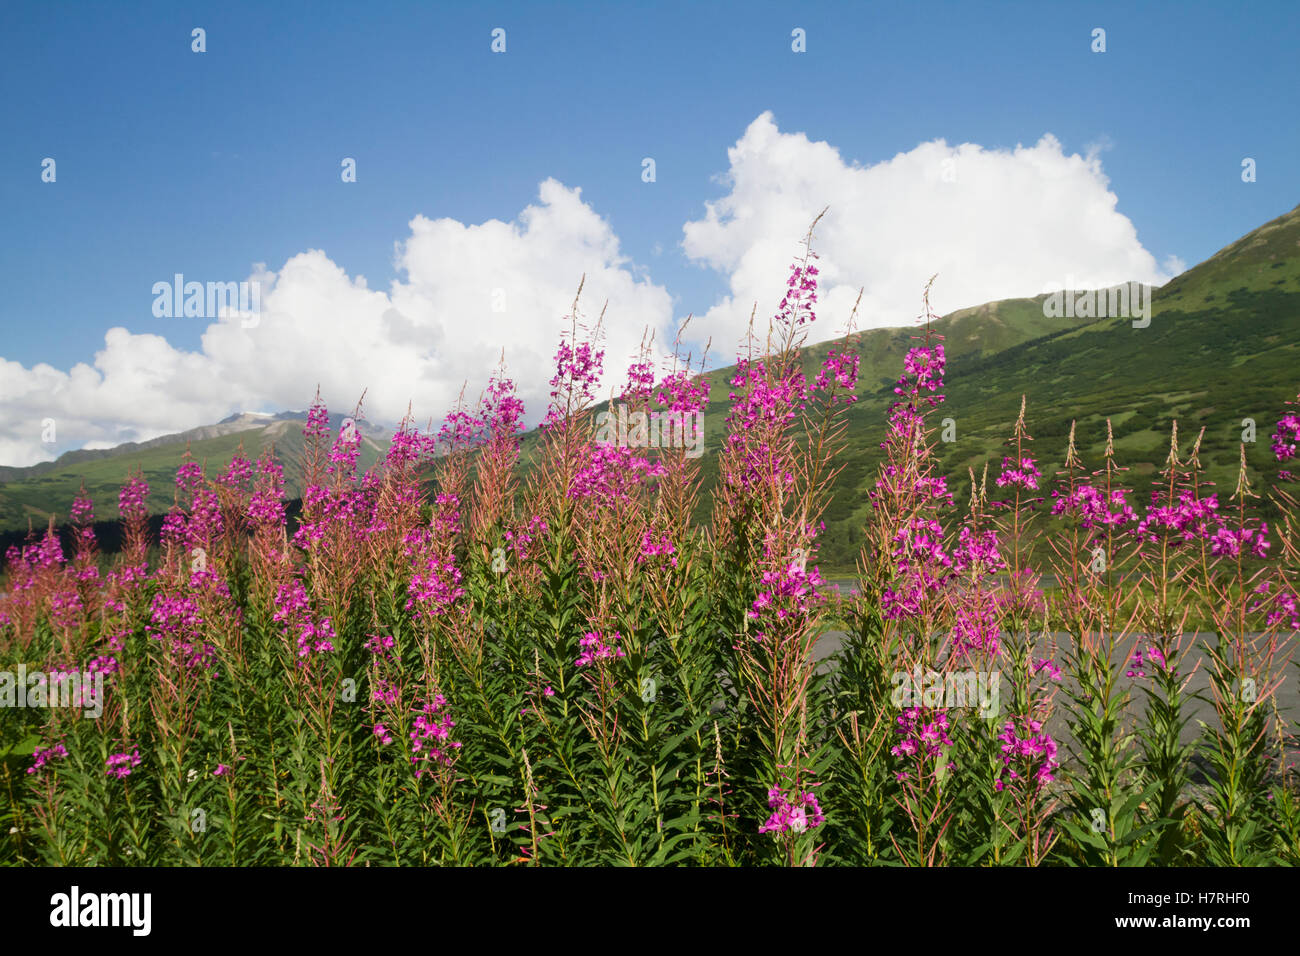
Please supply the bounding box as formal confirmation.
[2,232,1298,867]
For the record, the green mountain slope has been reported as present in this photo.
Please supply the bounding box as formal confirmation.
[0,415,389,534]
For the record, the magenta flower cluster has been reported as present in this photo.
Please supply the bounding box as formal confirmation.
[1134,490,1221,545]
[995,456,1042,492]
[1252,581,1300,631]
[1272,412,1299,462]
[147,592,216,669]
[571,443,666,503]
[995,717,1059,793]
[504,515,549,562]
[106,748,142,779]
[747,547,825,641]
[118,473,149,523]
[543,337,605,431]
[272,578,337,660]
[27,743,69,775]
[636,529,678,567]
[891,708,954,765]
[407,552,466,617]
[409,694,461,777]
[1209,523,1270,559]
[883,519,1005,621]
[1050,484,1136,527]
[895,344,945,401]
[576,630,626,668]
[247,457,287,530]
[1126,644,1168,679]
[952,600,1000,656]
[759,784,826,834]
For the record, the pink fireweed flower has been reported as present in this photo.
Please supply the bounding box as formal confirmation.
[408,695,462,777]
[1126,644,1167,679]
[27,744,69,775]
[303,396,331,442]
[887,344,946,424]
[371,677,401,707]
[185,488,224,548]
[384,422,425,472]
[655,369,711,415]
[146,592,217,669]
[995,456,1042,492]
[406,553,466,616]
[759,784,826,835]
[119,473,149,523]
[747,555,825,640]
[1210,523,1270,559]
[504,515,549,562]
[1033,658,1063,682]
[636,529,678,567]
[484,373,526,436]
[218,453,253,493]
[25,528,66,570]
[881,517,953,621]
[272,578,337,660]
[373,723,394,746]
[995,718,1059,793]
[891,708,954,760]
[435,408,487,453]
[1135,490,1220,545]
[49,589,84,629]
[68,489,99,571]
[813,347,861,402]
[247,456,287,531]
[1272,412,1300,462]
[88,655,119,676]
[160,508,188,550]
[721,357,808,493]
[1050,484,1136,528]
[575,630,626,668]
[213,764,229,776]
[364,633,396,661]
[951,599,1000,657]
[1250,582,1300,631]
[431,492,462,541]
[872,468,954,508]
[106,748,143,779]
[950,526,1006,576]
[327,418,364,480]
[621,358,657,404]
[542,337,605,431]
[175,460,204,506]
[70,492,95,528]
[775,259,820,330]
[571,443,667,503]
[888,517,952,576]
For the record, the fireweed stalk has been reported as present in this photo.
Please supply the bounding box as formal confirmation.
[1199,445,1289,865]
[1050,421,1150,865]
[977,397,1062,865]
[854,277,967,866]
[1127,423,1211,862]
[717,214,861,865]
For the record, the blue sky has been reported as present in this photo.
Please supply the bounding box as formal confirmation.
[0,0,1297,464]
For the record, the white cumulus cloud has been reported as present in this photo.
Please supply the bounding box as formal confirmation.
[681,111,1182,350]
[0,179,676,467]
